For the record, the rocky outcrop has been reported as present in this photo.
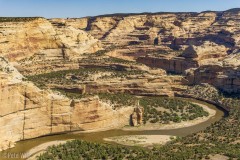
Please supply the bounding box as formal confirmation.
[49,19,102,59]
[131,106,144,126]
[83,9,240,78]
[51,18,88,30]
[48,76,177,97]
[84,10,239,50]
[0,81,133,151]
[181,41,228,65]
[0,59,133,151]
[0,18,60,61]
[0,18,101,62]
[0,8,240,151]
[137,56,199,74]
[185,56,240,93]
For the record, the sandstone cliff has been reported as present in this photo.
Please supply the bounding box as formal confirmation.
[0,59,133,151]
[0,17,101,62]
[84,10,239,50]
[79,9,240,93]
[0,9,240,151]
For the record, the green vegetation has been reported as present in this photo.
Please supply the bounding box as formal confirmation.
[82,45,117,57]
[53,91,137,109]
[38,84,240,160]
[52,91,209,123]
[0,17,42,22]
[53,88,90,99]
[147,50,183,57]
[38,109,240,160]
[98,93,137,109]
[106,57,138,64]
[81,45,141,65]
[26,68,146,88]
[38,140,156,160]
[81,56,139,65]
[140,97,209,124]
[38,108,240,160]
[184,84,240,110]
[94,50,109,56]
[95,45,117,56]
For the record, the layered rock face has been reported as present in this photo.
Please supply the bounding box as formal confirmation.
[49,18,102,59]
[0,18,60,61]
[0,8,240,151]
[0,82,132,151]
[137,56,199,74]
[183,62,240,94]
[136,41,228,74]
[45,67,179,97]
[1,10,238,77]
[0,60,133,151]
[84,10,239,49]
[0,18,101,62]
[81,9,240,92]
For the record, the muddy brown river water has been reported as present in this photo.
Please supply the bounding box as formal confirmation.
[0,98,226,160]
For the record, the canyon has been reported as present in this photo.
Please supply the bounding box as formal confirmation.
[0,62,132,151]
[0,8,239,152]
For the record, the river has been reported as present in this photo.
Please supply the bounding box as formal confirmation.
[0,98,226,160]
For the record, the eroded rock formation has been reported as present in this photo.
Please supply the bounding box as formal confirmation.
[131,106,144,126]
[0,18,101,62]
[0,8,240,151]
[0,59,133,151]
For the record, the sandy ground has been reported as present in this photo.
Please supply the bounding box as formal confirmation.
[26,140,71,160]
[104,135,175,147]
[105,102,216,147]
[123,102,216,131]
[208,154,229,160]
[26,101,216,157]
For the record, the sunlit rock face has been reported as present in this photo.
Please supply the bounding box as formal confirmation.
[0,18,60,61]
[131,106,144,126]
[85,9,239,49]
[80,9,240,92]
[0,59,133,151]
[0,8,240,151]
[0,81,133,151]
[0,18,101,62]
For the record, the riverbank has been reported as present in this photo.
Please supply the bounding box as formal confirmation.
[122,101,216,131]
[104,135,176,147]
[26,140,71,160]
[105,101,216,147]
[1,97,223,160]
